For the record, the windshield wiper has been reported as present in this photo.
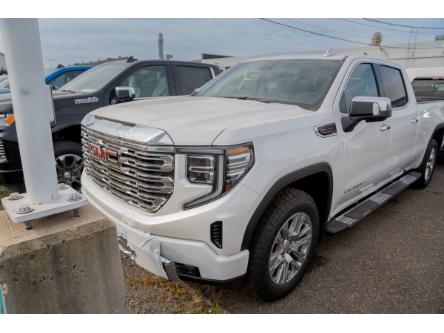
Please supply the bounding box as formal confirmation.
[222,96,273,103]
[58,89,77,94]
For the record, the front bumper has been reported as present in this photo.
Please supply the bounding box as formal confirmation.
[82,173,253,282]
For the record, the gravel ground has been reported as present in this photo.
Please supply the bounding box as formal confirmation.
[122,165,444,313]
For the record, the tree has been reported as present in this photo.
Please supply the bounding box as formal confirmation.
[0,68,7,75]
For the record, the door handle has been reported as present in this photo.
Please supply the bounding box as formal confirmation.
[380,124,391,131]
[410,118,419,124]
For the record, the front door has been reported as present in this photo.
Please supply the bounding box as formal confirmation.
[335,62,393,211]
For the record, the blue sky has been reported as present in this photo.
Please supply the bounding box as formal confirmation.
[2,18,444,67]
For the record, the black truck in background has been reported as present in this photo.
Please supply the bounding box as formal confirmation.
[0,59,221,191]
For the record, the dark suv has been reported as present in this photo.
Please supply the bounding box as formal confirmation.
[0,59,220,191]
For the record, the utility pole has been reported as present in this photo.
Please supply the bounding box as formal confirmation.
[0,18,85,228]
[158,33,164,60]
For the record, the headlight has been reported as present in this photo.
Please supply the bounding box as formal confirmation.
[182,143,254,209]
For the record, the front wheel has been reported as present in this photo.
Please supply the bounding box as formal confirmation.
[413,139,438,189]
[249,188,319,302]
[54,141,83,191]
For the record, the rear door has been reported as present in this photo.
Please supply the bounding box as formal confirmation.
[377,65,419,172]
[173,65,213,95]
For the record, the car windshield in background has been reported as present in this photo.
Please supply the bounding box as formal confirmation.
[59,62,127,93]
[412,78,444,101]
[197,59,342,110]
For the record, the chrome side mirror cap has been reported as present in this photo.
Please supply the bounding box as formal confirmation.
[349,96,392,119]
[114,86,136,103]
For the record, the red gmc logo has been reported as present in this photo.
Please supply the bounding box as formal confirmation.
[88,143,118,164]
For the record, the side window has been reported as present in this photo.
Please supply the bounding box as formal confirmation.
[340,64,379,114]
[379,66,408,108]
[175,66,212,95]
[119,66,169,98]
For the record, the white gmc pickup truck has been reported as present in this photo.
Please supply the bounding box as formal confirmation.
[80,54,444,301]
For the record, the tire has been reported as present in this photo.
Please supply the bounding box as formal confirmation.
[413,139,438,189]
[249,188,319,302]
[53,140,83,191]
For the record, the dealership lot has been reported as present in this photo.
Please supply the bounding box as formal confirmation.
[121,164,444,313]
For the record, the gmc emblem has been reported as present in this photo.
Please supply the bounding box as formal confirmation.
[88,143,118,164]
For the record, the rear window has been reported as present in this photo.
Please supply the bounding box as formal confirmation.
[412,78,444,101]
[379,66,408,108]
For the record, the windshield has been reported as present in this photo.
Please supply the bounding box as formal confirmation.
[412,78,444,101]
[59,62,128,93]
[197,59,342,110]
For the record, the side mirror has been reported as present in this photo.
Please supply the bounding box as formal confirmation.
[349,96,392,119]
[342,96,392,132]
[114,86,135,103]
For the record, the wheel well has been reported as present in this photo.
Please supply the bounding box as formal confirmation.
[433,127,444,151]
[287,172,331,227]
[53,125,81,143]
[241,167,333,250]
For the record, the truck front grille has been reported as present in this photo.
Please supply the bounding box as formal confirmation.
[0,139,6,161]
[81,126,175,213]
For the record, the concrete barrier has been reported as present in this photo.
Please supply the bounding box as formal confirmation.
[0,205,127,313]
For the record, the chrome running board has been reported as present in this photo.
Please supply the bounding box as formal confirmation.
[325,171,421,233]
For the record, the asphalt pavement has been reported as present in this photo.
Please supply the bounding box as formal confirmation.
[209,165,444,313]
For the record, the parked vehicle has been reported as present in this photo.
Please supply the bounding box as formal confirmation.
[407,67,444,103]
[0,66,92,94]
[81,54,444,301]
[0,59,220,190]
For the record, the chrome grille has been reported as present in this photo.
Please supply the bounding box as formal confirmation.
[82,126,175,213]
[0,139,6,161]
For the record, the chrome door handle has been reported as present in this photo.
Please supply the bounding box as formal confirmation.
[410,118,419,124]
[380,124,391,131]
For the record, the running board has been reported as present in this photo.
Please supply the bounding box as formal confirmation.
[325,171,421,234]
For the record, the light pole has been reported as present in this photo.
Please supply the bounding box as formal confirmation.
[0,18,86,228]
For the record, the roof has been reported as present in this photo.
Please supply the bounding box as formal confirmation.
[242,53,348,62]
[406,67,444,80]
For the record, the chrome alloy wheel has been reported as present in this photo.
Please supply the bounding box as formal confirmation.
[56,154,83,191]
[268,212,312,285]
[425,147,437,182]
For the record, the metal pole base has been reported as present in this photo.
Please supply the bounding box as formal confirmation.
[1,184,87,225]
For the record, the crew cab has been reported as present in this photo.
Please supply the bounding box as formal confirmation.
[80,54,444,301]
[0,65,92,94]
[0,59,220,190]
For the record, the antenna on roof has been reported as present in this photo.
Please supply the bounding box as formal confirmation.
[324,48,336,57]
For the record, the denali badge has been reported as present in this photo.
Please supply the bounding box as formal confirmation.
[74,96,99,105]
[88,143,118,164]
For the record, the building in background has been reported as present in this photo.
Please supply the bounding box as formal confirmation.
[202,35,444,70]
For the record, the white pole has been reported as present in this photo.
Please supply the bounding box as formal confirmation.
[0,19,59,204]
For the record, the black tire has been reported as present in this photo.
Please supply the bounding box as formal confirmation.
[249,188,319,302]
[53,140,83,191]
[413,139,438,189]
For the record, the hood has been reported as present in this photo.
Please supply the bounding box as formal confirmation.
[91,96,312,145]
